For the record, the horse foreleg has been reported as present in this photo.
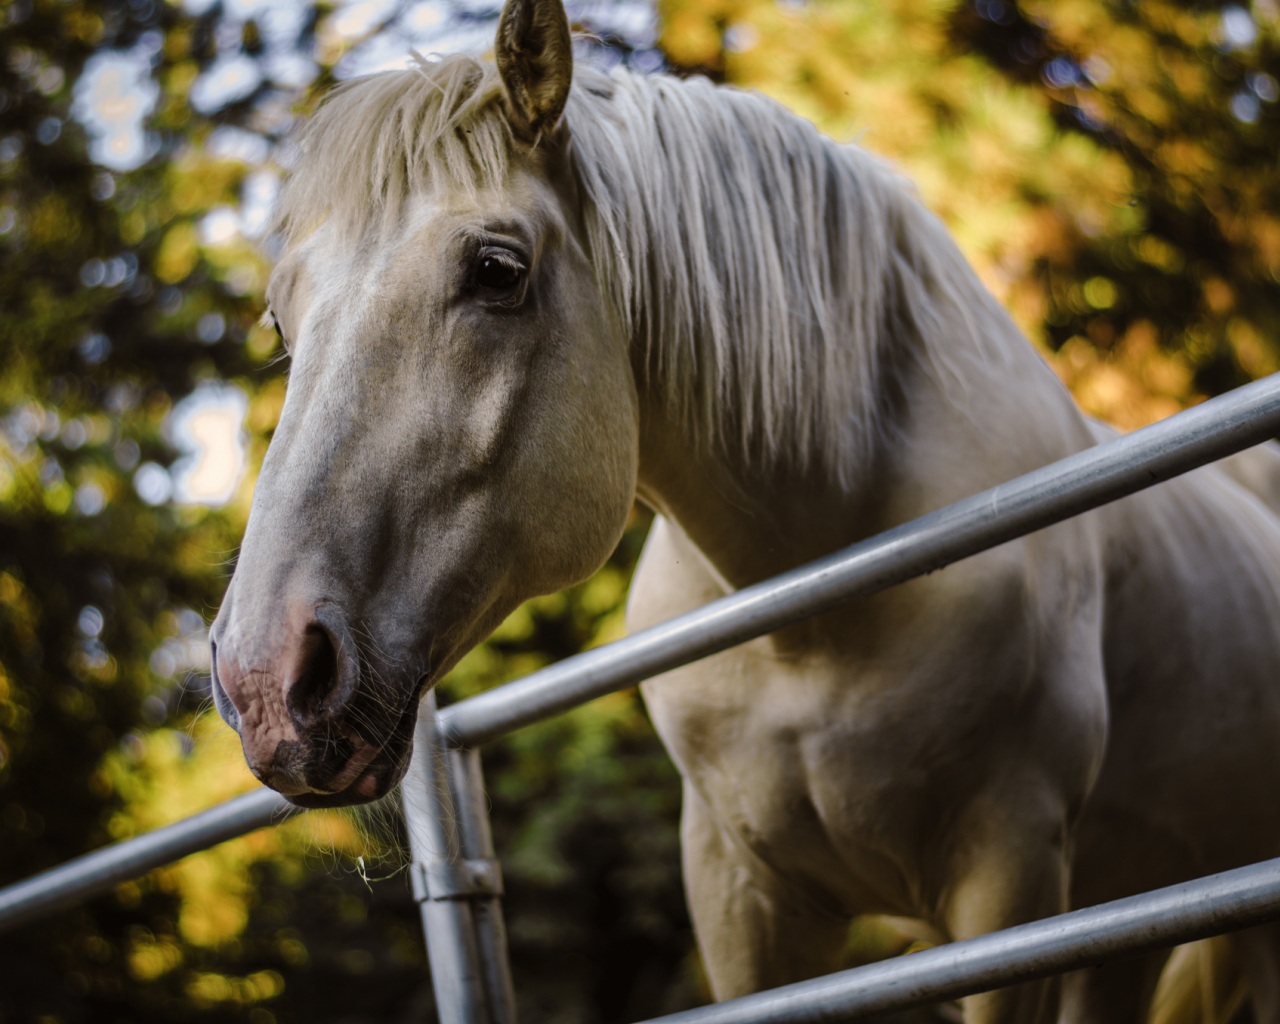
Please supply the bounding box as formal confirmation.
[680,780,850,1000]
[1058,953,1168,1024]
[939,795,1072,1024]
[1234,922,1280,1023]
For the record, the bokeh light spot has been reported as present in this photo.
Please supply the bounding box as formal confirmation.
[169,385,248,507]
[72,48,160,171]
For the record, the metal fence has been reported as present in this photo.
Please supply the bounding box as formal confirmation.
[7,372,1280,1023]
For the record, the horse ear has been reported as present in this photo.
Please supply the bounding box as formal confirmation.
[495,0,573,139]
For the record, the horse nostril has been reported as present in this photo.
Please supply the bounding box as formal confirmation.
[285,606,361,726]
[286,624,342,722]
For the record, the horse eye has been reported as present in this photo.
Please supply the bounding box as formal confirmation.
[270,316,293,354]
[475,251,524,292]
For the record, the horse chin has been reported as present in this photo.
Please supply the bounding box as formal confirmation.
[283,747,411,808]
[285,771,392,808]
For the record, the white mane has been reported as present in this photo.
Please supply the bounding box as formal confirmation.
[275,55,1008,488]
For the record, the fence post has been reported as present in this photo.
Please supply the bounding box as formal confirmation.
[402,689,517,1024]
[448,744,518,1024]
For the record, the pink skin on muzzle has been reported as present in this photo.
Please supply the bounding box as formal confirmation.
[214,602,380,799]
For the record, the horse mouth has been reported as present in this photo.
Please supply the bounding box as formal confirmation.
[279,696,422,808]
[283,760,397,808]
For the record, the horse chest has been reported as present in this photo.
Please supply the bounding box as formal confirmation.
[630,510,1107,912]
[640,639,1023,914]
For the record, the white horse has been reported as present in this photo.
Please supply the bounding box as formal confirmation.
[208,0,1280,1019]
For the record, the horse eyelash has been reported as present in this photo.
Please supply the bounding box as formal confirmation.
[260,307,288,348]
[478,247,526,274]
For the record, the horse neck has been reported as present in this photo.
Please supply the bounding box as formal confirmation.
[632,373,899,593]
[633,302,1087,595]
[617,111,1092,588]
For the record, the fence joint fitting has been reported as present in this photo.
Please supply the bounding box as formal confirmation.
[417,858,504,901]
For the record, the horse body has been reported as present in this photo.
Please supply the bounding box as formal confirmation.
[627,281,1108,1015]
[210,0,1280,1018]
[630,346,1280,1016]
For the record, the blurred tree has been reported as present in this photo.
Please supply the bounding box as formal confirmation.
[658,0,1280,431]
[0,0,278,1018]
[950,0,1280,420]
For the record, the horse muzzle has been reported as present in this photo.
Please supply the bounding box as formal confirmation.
[209,601,418,807]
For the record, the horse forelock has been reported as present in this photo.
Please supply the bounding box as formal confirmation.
[271,54,513,244]
[274,57,1007,491]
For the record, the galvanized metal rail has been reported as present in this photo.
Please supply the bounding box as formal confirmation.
[0,787,297,932]
[640,857,1280,1024]
[4,371,1280,1022]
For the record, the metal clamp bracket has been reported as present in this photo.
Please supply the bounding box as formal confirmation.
[416,858,504,901]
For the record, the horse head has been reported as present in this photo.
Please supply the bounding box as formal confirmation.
[210,0,639,806]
